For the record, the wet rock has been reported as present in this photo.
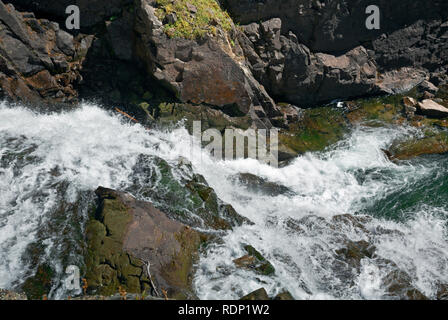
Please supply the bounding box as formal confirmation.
[381,267,428,300]
[233,245,275,276]
[437,284,448,300]
[240,288,270,300]
[417,99,448,118]
[232,173,294,197]
[21,264,54,300]
[85,187,204,299]
[0,289,27,300]
[335,240,376,269]
[387,131,448,160]
[273,290,294,300]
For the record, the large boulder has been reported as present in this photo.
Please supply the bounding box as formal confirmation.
[85,187,204,299]
[223,0,448,54]
[226,1,448,106]
[5,0,133,28]
[134,0,280,126]
[239,18,380,106]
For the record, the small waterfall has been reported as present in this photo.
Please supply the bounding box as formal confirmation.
[1,102,447,299]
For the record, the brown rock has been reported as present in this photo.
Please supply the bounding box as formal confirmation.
[417,99,448,118]
[0,2,91,105]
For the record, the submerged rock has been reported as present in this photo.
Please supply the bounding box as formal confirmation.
[387,131,448,160]
[128,155,251,230]
[233,245,275,276]
[84,187,204,299]
[335,240,376,270]
[273,290,295,300]
[232,173,294,197]
[381,265,428,300]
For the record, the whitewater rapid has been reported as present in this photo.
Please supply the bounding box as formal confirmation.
[0,102,447,299]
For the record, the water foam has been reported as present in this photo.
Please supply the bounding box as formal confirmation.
[0,102,447,299]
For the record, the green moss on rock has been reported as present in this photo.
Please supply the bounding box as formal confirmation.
[155,0,233,39]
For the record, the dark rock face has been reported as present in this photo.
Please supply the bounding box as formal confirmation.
[223,0,448,53]
[0,2,91,106]
[5,0,134,28]
[238,18,379,106]
[225,0,448,106]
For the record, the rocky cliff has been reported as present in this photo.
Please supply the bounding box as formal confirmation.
[1,0,447,118]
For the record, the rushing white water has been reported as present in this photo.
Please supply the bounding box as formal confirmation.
[0,102,447,299]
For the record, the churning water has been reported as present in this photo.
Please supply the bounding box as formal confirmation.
[0,102,447,299]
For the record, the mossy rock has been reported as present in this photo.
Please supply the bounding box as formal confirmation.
[387,131,448,160]
[84,187,207,299]
[279,106,349,155]
[155,0,234,39]
[21,264,54,300]
[233,245,275,276]
[84,192,145,296]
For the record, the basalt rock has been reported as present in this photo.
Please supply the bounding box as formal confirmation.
[134,0,279,127]
[0,1,97,104]
[225,1,448,106]
[238,18,379,106]
[0,2,92,106]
